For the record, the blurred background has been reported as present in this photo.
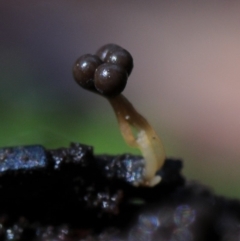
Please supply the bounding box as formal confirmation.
[1,0,240,197]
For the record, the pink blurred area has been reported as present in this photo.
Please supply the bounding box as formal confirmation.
[1,1,240,196]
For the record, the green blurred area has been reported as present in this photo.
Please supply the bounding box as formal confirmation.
[0,107,140,155]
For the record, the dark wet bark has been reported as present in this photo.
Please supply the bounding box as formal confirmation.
[0,143,238,241]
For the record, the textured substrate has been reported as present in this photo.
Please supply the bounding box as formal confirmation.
[0,143,239,241]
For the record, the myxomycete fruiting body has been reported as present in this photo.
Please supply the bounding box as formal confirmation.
[1,44,240,241]
[73,44,166,187]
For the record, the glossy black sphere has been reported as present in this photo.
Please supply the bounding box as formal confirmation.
[94,63,128,97]
[105,48,133,75]
[73,54,102,90]
[96,44,122,62]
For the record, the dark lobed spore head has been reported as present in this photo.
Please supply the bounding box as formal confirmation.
[104,47,133,75]
[94,63,128,97]
[96,44,133,76]
[96,43,123,62]
[73,54,102,91]
[73,44,134,97]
